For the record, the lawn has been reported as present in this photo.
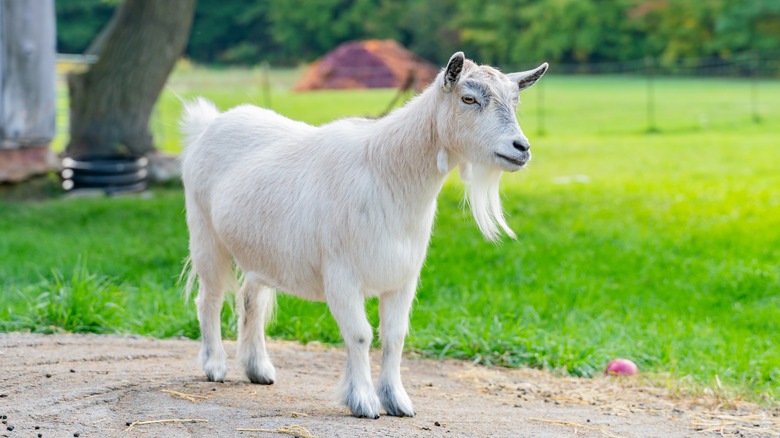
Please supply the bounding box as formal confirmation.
[3,65,779,403]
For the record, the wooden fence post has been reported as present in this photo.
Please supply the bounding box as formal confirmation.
[0,0,57,182]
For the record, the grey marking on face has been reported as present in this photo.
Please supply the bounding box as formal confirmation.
[461,79,491,109]
[496,100,518,125]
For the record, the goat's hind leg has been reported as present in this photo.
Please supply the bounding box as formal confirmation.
[194,271,230,382]
[377,281,416,417]
[237,277,276,384]
[188,207,233,382]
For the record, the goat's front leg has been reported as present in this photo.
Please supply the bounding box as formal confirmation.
[377,280,416,417]
[325,270,380,418]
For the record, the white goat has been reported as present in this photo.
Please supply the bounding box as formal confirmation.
[180,52,547,418]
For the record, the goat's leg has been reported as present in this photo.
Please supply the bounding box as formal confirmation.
[195,276,229,382]
[325,270,380,419]
[377,281,417,417]
[237,279,276,384]
[189,207,232,383]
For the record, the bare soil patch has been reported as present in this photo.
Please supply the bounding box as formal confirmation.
[0,333,777,437]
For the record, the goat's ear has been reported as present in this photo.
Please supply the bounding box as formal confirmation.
[507,62,549,91]
[443,52,465,92]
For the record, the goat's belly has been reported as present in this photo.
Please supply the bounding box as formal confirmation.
[223,234,328,302]
[242,266,327,303]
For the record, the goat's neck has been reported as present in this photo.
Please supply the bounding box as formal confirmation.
[367,90,450,209]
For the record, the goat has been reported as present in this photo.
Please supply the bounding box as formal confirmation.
[180,52,548,418]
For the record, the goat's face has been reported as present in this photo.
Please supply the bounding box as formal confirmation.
[437,52,548,173]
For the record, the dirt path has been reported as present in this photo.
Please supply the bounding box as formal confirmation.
[0,333,776,437]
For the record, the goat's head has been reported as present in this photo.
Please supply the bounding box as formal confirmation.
[434,52,548,241]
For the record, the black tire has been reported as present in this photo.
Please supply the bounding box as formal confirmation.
[61,156,149,194]
[70,169,147,185]
[62,156,149,174]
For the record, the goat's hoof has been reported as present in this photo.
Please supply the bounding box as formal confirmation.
[378,382,416,417]
[203,363,227,383]
[352,410,380,420]
[201,351,228,382]
[240,351,276,384]
[345,386,381,419]
[247,373,275,385]
[245,359,276,385]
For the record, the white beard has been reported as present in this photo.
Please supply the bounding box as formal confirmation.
[465,163,516,242]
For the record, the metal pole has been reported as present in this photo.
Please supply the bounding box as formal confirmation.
[262,61,272,109]
[537,78,545,136]
[751,50,760,123]
[645,56,657,133]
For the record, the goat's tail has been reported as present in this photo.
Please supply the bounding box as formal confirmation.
[180,97,220,147]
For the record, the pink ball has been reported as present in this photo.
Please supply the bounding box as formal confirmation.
[605,358,638,376]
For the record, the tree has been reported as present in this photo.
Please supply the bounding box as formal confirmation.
[65,0,196,158]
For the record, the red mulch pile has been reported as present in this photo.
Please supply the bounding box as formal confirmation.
[294,40,439,92]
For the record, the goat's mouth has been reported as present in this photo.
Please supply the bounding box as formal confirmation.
[495,153,528,168]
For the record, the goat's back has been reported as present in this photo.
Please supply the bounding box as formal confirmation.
[180,99,436,300]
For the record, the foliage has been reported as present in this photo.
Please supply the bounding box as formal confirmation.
[55,0,116,54]
[55,0,780,66]
[3,68,780,402]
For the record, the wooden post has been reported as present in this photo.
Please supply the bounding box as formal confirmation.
[0,0,57,182]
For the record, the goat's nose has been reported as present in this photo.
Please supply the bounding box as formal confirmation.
[513,139,530,152]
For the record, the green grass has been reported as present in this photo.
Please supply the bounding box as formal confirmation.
[5,65,780,404]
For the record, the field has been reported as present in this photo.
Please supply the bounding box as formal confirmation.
[2,65,779,403]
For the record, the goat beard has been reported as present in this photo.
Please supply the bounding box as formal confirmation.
[464,163,517,242]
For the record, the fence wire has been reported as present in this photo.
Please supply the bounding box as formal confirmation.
[506,50,779,135]
[55,49,779,151]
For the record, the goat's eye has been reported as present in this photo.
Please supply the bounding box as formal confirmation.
[461,96,477,105]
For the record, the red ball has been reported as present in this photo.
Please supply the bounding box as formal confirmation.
[605,358,638,376]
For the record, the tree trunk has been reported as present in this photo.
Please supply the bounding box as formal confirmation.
[65,0,195,159]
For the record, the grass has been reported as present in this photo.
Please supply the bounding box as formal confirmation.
[4,64,779,404]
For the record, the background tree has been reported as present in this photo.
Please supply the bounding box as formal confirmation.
[55,0,115,54]
[65,0,196,158]
[56,0,780,69]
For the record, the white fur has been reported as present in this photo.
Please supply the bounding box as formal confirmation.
[180,52,547,418]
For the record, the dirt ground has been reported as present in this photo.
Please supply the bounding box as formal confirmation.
[0,333,777,438]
